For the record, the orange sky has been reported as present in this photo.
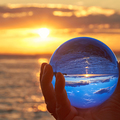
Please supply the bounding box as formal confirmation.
[0,4,120,55]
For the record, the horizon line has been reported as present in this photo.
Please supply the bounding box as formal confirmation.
[0,50,120,56]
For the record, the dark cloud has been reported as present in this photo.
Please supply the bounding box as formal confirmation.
[93,84,116,94]
[65,81,90,87]
[93,87,110,94]
[0,5,120,29]
[90,78,110,83]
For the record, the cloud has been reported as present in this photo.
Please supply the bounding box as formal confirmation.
[93,84,116,94]
[2,11,33,18]
[52,6,115,17]
[65,80,90,87]
[93,87,111,94]
[53,11,73,17]
[72,6,115,17]
[48,5,116,18]
[0,4,120,29]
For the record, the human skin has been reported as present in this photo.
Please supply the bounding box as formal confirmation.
[40,62,120,120]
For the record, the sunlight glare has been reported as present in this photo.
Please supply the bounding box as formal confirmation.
[38,58,49,65]
[38,28,50,39]
[38,104,47,112]
[85,74,89,77]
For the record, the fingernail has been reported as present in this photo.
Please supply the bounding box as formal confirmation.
[56,72,61,81]
[55,72,65,93]
[43,64,53,75]
[41,63,47,71]
[56,72,63,86]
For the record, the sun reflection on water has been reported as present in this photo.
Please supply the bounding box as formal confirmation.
[38,104,47,112]
[37,58,49,79]
[38,58,49,65]
[27,95,47,112]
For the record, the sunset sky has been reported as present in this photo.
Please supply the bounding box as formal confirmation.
[0,0,120,54]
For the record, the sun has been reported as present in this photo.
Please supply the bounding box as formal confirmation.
[85,74,89,77]
[38,28,50,39]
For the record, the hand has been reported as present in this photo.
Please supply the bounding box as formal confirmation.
[40,62,120,120]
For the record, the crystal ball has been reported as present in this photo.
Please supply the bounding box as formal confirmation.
[49,37,119,108]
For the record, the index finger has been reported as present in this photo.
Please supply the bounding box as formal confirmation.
[40,64,57,118]
[40,63,47,84]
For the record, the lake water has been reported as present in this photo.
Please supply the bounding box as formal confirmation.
[0,54,120,119]
[0,55,54,120]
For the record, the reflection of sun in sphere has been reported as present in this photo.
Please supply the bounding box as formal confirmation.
[38,28,50,39]
[49,37,119,108]
[85,74,89,77]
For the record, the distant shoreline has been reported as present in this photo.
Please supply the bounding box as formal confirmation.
[0,54,52,59]
[0,51,120,59]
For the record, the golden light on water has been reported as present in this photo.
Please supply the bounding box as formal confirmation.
[38,104,47,111]
[36,58,49,78]
[28,95,47,112]
[38,58,49,64]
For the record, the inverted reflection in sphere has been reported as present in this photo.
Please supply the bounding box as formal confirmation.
[49,37,119,108]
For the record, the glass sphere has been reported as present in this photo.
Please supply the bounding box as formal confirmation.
[49,37,119,108]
